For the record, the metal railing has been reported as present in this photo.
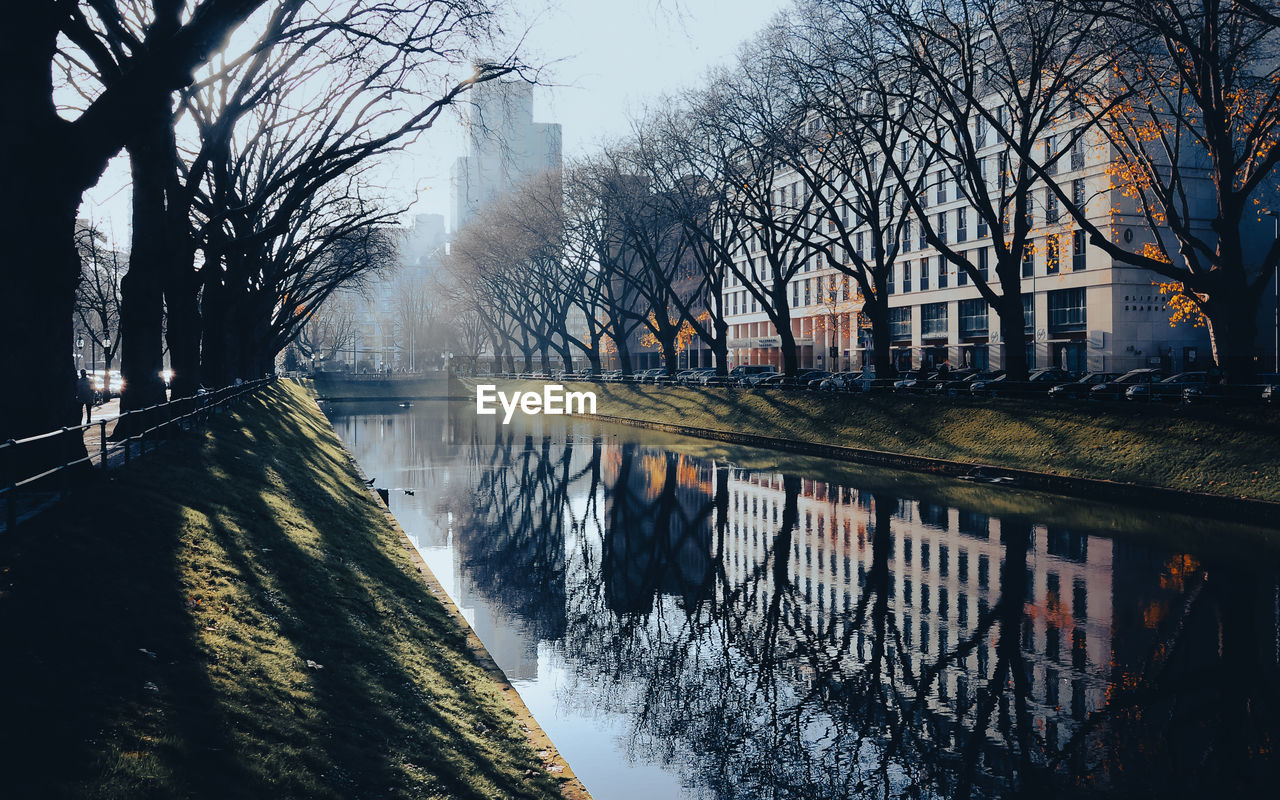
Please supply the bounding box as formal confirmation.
[1,376,275,532]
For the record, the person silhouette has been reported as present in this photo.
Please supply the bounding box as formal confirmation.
[76,369,94,424]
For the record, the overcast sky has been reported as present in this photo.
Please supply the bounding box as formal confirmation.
[79,0,787,243]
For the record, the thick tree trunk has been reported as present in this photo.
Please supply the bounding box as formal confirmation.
[864,297,896,378]
[0,183,84,441]
[995,283,1029,381]
[164,253,202,397]
[0,15,92,442]
[200,282,232,387]
[119,113,174,412]
[1204,291,1260,384]
[711,320,729,375]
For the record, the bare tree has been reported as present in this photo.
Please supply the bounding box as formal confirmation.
[73,224,125,386]
[864,0,1119,380]
[1,0,269,439]
[1023,0,1280,381]
[686,55,824,377]
[296,291,363,366]
[391,268,440,372]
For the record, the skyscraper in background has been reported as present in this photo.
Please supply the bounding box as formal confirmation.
[451,78,562,233]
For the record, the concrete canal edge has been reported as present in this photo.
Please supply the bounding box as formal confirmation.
[313,396,592,800]
[579,411,1280,528]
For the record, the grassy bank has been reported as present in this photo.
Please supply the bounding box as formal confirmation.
[475,379,1280,503]
[0,381,569,800]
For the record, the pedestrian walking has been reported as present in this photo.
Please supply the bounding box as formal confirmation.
[76,369,94,424]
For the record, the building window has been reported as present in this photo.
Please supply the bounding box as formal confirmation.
[959,298,988,336]
[937,255,948,288]
[1071,137,1085,170]
[1023,294,1035,333]
[978,247,990,280]
[1049,287,1087,332]
[1022,247,1035,277]
[1045,134,1058,175]
[889,306,912,340]
[1046,234,1061,275]
[1072,178,1085,208]
[921,302,948,337]
[957,207,968,242]
[804,279,812,305]
[958,259,969,285]
[903,220,912,253]
[1045,190,1059,224]
[856,231,864,258]
[935,172,947,204]
[903,260,913,292]
[936,212,947,243]
[1072,230,1087,271]
[887,264,895,295]
[919,258,929,291]
[977,215,989,238]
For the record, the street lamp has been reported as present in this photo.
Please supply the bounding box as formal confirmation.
[1264,210,1280,373]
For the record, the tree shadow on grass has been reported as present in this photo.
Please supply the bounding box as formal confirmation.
[0,384,561,800]
[0,436,267,799]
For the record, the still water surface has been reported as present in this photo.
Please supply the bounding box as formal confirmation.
[326,401,1280,799]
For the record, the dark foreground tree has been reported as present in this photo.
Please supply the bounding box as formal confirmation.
[0,0,267,441]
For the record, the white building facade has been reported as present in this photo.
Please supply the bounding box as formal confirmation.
[721,126,1220,376]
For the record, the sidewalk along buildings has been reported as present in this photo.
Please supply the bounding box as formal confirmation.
[717,120,1278,375]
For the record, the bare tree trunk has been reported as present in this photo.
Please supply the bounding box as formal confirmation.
[996,286,1029,381]
[119,109,174,412]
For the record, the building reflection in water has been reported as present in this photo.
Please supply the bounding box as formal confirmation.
[330,405,1280,800]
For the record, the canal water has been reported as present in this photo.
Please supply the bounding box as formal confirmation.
[325,400,1280,799]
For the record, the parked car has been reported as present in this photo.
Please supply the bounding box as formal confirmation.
[970,367,1074,397]
[678,368,716,385]
[739,368,783,387]
[1182,373,1279,405]
[817,371,862,391]
[703,365,776,386]
[1089,368,1167,400]
[1124,371,1209,401]
[933,370,1000,396]
[799,370,833,388]
[893,371,942,392]
[1047,372,1119,399]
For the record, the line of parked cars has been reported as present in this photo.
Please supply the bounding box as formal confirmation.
[491,366,1280,405]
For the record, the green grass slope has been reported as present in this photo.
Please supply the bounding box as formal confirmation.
[0,380,565,800]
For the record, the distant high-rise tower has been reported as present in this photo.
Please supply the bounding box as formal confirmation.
[451,78,562,232]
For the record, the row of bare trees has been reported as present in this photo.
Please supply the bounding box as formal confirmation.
[0,0,528,441]
[450,0,1279,383]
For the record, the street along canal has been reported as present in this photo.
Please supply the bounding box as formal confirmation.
[325,400,1280,799]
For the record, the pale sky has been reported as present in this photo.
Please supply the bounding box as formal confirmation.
[79,0,788,244]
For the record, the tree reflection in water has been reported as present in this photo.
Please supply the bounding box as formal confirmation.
[391,412,1279,799]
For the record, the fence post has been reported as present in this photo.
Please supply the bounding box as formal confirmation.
[60,427,71,499]
[4,439,15,531]
[99,420,107,469]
